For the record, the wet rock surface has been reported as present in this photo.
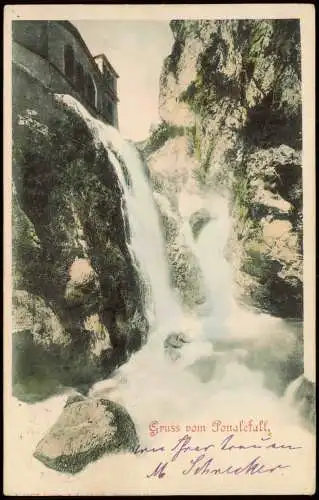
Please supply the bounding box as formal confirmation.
[289,375,316,432]
[12,68,148,402]
[189,208,212,239]
[164,332,191,361]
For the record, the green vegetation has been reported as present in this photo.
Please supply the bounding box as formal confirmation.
[231,169,261,245]
[188,121,218,190]
[233,177,249,216]
[192,167,207,188]
[144,121,186,156]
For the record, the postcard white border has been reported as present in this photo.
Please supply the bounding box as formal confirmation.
[3,4,316,495]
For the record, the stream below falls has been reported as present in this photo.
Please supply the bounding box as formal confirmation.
[6,95,314,495]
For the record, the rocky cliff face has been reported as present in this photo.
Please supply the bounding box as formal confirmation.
[12,67,148,402]
[142,19,303,319]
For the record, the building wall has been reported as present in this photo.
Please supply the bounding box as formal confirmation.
[13,41,52,88]
[12,21,119,128]
[12,21,48,58]
[12,41,99,119]
[47,22,100,109]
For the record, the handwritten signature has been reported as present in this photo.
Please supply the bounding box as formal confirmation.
[133,433,302,479]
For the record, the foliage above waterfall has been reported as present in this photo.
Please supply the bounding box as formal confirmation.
[144,121,186,157]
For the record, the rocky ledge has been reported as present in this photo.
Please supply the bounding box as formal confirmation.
[141,19,303,319]
[12,66,148,402]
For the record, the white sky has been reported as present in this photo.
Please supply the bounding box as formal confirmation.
[72,20,174,141]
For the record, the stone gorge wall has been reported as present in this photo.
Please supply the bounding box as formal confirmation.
[143,19,303,319]
[12,66,148,402]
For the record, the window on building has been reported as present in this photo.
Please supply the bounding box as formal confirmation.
[107,101,113,119]
[75,62,85,94]
[103,96,114,124]
[86,74,96,108]
[105,70,115,92]
[111,77,116,93]
[64,44,74,80]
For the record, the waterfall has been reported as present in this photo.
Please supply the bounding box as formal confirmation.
[58,94,183,335]
[57,95,302,422]
[179,191,235,338]
[9,95,312,492]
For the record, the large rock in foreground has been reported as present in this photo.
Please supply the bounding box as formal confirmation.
[34,397,139,473]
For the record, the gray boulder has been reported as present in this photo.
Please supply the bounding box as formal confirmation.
[189,208,212,240]
[289,375,315,432]
[164,332,191,361]
[33,397,139,473]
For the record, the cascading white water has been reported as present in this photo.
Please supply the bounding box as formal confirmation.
[179,191,235,338]
[56,95,305,424]
[58,95,184,336]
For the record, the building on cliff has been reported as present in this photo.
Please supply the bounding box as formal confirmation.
[12,20,119,128]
